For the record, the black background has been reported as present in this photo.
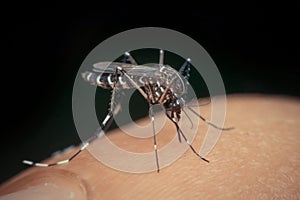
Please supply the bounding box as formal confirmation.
[1,2,299,183]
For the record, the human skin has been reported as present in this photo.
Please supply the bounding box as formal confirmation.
[0,94,299,199]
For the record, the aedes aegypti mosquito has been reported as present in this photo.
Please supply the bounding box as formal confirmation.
[23,49,233,172]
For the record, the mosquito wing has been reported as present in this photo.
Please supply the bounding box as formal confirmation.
[92,62,184,92]
[92,62,159,76]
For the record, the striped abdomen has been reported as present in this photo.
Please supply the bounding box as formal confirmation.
[81,71,148,89]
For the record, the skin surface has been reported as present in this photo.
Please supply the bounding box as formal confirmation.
[0,94,299,199]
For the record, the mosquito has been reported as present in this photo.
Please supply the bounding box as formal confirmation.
[23,49,233,172]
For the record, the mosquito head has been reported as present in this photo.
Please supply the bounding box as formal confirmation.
[163,95,182,114]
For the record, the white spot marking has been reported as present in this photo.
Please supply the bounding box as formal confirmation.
[139,76,145,84]
[102,114,111,125]
[160,87,164,93]
[23,160,33,165]
[86,73,92,81]
[96,75,101,85]
[107,75,113,85]
[160,66,165,72]
[35,163,49,167]
[57,160,69,165]
[81,142,89,150]
[118,76,126,85]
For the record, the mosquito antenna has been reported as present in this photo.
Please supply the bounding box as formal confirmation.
[186,106,234,131]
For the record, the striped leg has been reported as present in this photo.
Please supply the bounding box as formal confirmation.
[22,110,117,167]
[23,72,121,167]
[149,104,160,172]
[186,106,234,131]
[117,65,161,172]
[165,111,210,163]
[182,109,194,129]
[170,111,182,143]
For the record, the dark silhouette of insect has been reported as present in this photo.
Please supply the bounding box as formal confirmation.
[23,49,232,172]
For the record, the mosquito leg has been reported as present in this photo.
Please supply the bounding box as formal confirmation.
[170,111,182,143]
[23,71,122,167]
[178,58,191,81]
[145,83,155,104]
[158,76,176,104]
[23,101,121,167]
[166,111,182,144]
[86,72,122,145]
[182,109,194,129]
[108,68,121,114]
[159,49,164,65]
[91,67,123,141]
[187,98,211,107]
[116,64,166,174]
[186,106,234,130]
[124,51,138,65]
[149,104,160,172]
[165,112,209,163]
